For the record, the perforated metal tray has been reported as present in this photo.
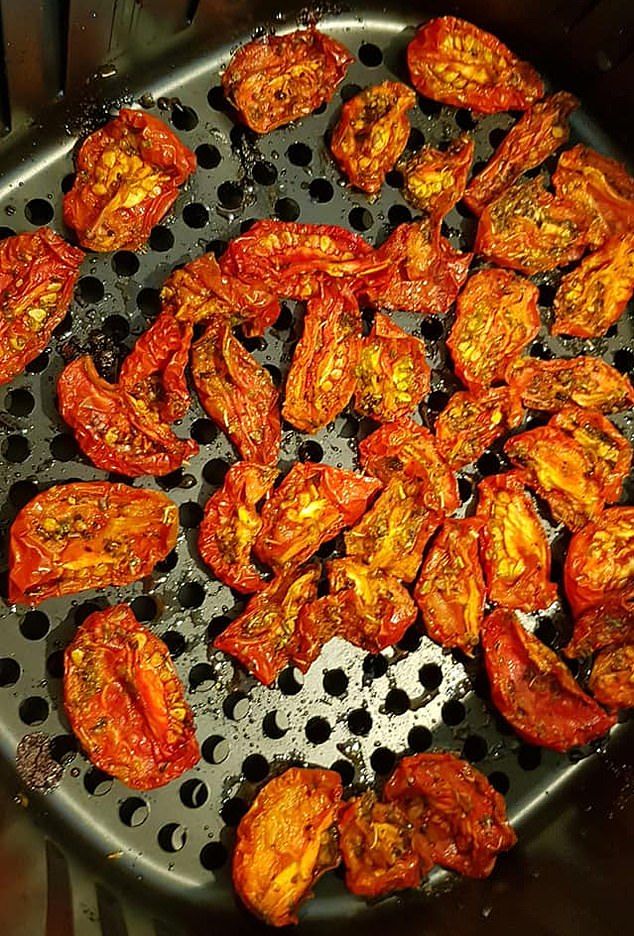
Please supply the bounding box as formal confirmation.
[0,8,632,936]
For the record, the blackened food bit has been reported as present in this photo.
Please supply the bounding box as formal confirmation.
[16,732,64,794]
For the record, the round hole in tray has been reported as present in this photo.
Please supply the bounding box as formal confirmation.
[158,823,187,852]
[287,142,312,166]
[441,699,466,726]
[180,779,209,808]
[363,654,388,679]
[419,663,443,690]
[131,595,157,622]
[462,734,488,763]
[183,203,209,228]
[200,842,228,871]
[25,198,54,225]
[202,736,229,765]
[162,631,186,659]
[358,42,383,67]
[136,287,162,318]
[149,225,175,251]
[3,434,29,463]
[242,753,269,783]
[189,663,215,691]
[112,250,140,277]
[275,197,300,221]
[385,688,410,715]
[348,708,372,736]
[309,178,334,203]
[203,458,231,486]
[262,710,289,739]
[323,668,348,697]
[371,747,396,775]
[171,104,198,131]
[306,716,331,744]
[19,696,49,726]
[341,82,361,101]
[5,388,35,416]
[178,581,205,609]
[488,771,511,795]
[46,651,64,679]
[221,797,248,827]
[120,797,149,827]
[84,768,112,796]
[253,160,277,185]
[331,759,355,786]
[0,658,20,687]
[20,611,49,641]
[408,725,432,753]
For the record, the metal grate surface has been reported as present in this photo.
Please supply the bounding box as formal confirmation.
[0,11,632,928]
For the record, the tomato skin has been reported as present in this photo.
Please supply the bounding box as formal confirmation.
[9,482,178,606]
[283,280,361,432]
[414,518,485,655]
[0,228,84,386]
[344,477,441,583]
[365,219,472,314]
[255,462,381,569]
[476,473,556,612]
[359,418,459,513]
[161,251,279,337]
[589,644,634,709]
[330,81,416,194]
[563,507,634,617]
[464,92,578,215]
[214,563,320,685]
[552,144,634,248]
[63,109,195,252]
[384,753,516,878]
[64,604,199,790]
[436,386,524,470]
[198,463,277,594]
[407,17,544,114]
[220,220,386,300]
[564,600,634,659]
[294,557,418,670]
[482,608,616,751]
[354,312,430,422]
[475,176,588,274]
[447,268,539,391]
[339,793,425,898]
[550,406,631,504]
[191,316,281,465]
[401,135,474,220]
[222,28,353,134]
[233,768,342,927]
[506,355,634,414]
[552,233,634,338]
[119,311,192,424]
[504,425,605,531]
[57,355,198,476]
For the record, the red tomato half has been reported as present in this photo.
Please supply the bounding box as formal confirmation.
[213,564,320,685]
[589,645,634,709]
[191,316,281,465]
[384,753,517,878]
[564,507,634,617]
[0,228,83,386]
[198,462,277,593]
[435,386,524,470]
[506,355,634,414]
[63,109,196,251]
[401,135,474,220]
[222,28,353,133]
[64,604,199,790]
[232,768,342,927]
[9,482,178,606]
[57,355,198,476]
[550,406,631,504]
[407,17,543,113]
[482,608,616,751]
[564,600,634,659]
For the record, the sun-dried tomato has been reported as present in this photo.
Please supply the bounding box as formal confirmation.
[63,109,196,251]
[64,604,199,789]
[550,406,631,504]
[435,386,524,470]
[589,644,634,709]
[506,355,634,414]
[564,507,634,617]
[0,228,83,386]
[401,135,474,219]
[222,28,353,133]
[564,600,634,659]
[482,608,616,751]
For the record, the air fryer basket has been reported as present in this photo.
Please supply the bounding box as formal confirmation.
[0,2,632,935]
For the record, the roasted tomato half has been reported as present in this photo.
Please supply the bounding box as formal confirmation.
[220,219,385,300]
[384,753,517,878]
[233,767,342,927]
[161,251,279,337]
[339,793,425,898]
[57,355,198,477]
[551,406,631,504]
[482,609,616,750]
[565,600,634,659]
[64,604,199,790]
[464,92,578,215]
[119,311,192,424]
[344,477,441,583]
[9,482,178,606]
[589,644,634,709]
[63,109,196,252]
[475,177,588,274]
[330,81,416,194]
[191,316,281,465]
[506,355,634,414]
[476,473,556,612]
[198,462,277,594]
[0,228,83,386]
[552,144,634,248]
[401,135,474,220]
[415,518,485,655]
[365,219,472,315]
[221,28,353,134]
[214,563,320,685]
[505,425,605,530]
[354,312,430,422]
[447,268,539,391]
[564,507,634,617]
[406,16,543,113]
[254,462,381,570]
[552,233,634,338]
[435,386,524,470]
[359,418,459,514]
[283,280,360,432]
